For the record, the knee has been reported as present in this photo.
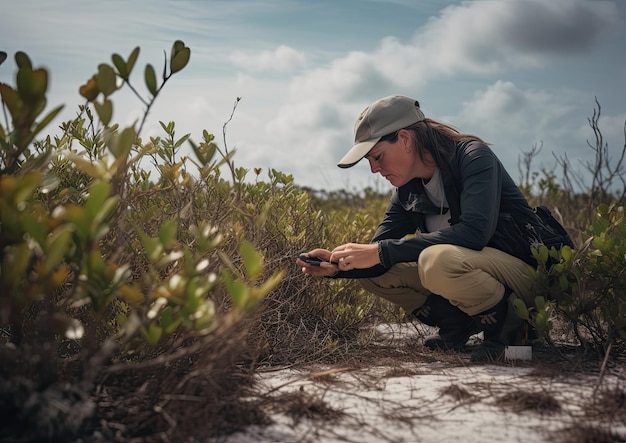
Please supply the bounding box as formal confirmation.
[418,245,463,287]
[359,275,386,297]
[419,244,456,273]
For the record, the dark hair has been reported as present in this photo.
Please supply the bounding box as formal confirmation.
[404,118,489,168]
[379,130,400,143]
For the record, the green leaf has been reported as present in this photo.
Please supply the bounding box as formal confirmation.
[535,310,548,332]
[189,140,204,165]
[253,270,285,300]
[160,306,181,334]
[204,142,217,164]
[0,84,19,118]
[15,51,32,70]
[138,230,163,262]
[94,98,113,126]
[17,68,48,103]
[21,213,48,246]
[145,64,157,96]
[111,53,128,79]
[189,140,217,166]
[538,245,549,265]
[560,245,572,263]
[223,271,249,309]
[126,47,140,75]
[534,296,546,311]
[96,64,117,97]
[202,130,214,142]
[240,240,262,282]
[85,181,111,220]
[88,247,107,275]
[91,197,119,239]
[235,167,248,182]
[67,153,103,178]
[173,133,190,149]
[171,40,185,58]
[42,226,73,275]
[193,300,216,332]
[105,125,135,159]
[158,219,177,247]
[0,51,7,66]
[141,324,163,345]
[118,284,143,307]
[513,298,530,321]
[170,47,190,74]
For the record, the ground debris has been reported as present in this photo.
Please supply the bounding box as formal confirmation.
[495,389,562,414]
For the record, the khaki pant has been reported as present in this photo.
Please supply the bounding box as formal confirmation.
[359,244,534,316]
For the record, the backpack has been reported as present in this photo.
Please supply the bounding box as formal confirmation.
[491,205,574,267]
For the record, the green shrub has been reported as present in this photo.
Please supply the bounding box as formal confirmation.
[0,43,283,441]
[517,204,625,353]
[515,101,625,356]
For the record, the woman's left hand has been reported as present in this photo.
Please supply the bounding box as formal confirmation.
[329,243,380,271]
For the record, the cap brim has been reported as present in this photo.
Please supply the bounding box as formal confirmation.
[337,137,380,169]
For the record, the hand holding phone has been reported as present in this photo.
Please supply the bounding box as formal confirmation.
[299,254,327,266]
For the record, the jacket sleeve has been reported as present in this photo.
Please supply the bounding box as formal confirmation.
[377,143,504,268]
[371,189,421,243]
[329,191,418,279]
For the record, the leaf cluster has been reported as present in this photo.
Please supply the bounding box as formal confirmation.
[514,203,626,355]
[0,43,286,441]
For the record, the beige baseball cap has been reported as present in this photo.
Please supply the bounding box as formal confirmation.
[337,95,425,168]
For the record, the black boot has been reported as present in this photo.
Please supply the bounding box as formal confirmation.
[413,294,481,351]
[470,288,526,362]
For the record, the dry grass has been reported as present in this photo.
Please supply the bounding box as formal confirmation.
[440,383,477,402]
[274,388,346,424]
[495,389,562,414]
[551,424,625,443]
[2,305,625,443]
[224,321,626,443]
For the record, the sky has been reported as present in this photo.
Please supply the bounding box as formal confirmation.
[2,0,625,193]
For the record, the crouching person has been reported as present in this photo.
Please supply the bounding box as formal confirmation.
[297,95,573,362]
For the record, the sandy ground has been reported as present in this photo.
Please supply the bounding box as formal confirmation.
[218,324,626,443]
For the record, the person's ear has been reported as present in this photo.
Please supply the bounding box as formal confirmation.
[398,129,412,152]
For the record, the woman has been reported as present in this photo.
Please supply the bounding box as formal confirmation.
[297,95,572,362]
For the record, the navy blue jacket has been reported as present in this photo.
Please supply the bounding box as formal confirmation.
[334,140,570,279]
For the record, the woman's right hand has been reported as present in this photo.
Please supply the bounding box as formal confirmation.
[296,248,339,277]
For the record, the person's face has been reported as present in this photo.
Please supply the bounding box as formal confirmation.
[364,129,434,187]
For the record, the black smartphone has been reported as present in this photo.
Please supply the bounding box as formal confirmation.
[299,254,327,266]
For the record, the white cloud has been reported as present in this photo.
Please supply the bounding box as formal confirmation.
[267,100,344,135]
[2,0,622,192]
[230,45,306,72]
[598,113,626,147]
[253,0,621,190]
[272,0,619,122]
[452,80,554,134]
[414,0,618,73]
